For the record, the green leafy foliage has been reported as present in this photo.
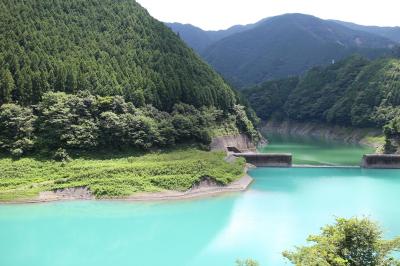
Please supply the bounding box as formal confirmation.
[0,0,237,111]
[283,217,400,266]
[0,149,246,200]
[0,103,36,156]
[383,117,400,153]
[53,148,71,163]
[233,105,261,142]
[0,91,256,154]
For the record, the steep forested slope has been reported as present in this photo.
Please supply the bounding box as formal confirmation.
[0,0,237,112]
[244,55,400,128]
[243,77,299,121]
[244,55,400,152]
[0,0,261,158]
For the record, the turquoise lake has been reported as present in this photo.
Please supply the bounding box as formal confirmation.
[1,167,400,266]
[258,133,375,166]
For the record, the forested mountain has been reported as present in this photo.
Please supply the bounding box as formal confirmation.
[244,55,400,151]
[167,14,396,88]
[0,0,239,112]
[244,55,400,127]
[244,55,400,148]
[0,0,260,157]
[203,14,395,88]
[333,20,400,43]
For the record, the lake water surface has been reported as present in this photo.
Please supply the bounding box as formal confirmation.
[1,167,399,266]
[258,133,375,166]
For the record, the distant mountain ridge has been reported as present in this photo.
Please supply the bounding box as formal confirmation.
[331,20,400,43]
[165,21,260,54]
[167,14,398,88]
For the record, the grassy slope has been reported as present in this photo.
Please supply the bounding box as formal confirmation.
[0,149,245,201]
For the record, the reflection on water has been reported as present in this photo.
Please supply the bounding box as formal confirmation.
[258,133,375,166]
[1,168,400,266]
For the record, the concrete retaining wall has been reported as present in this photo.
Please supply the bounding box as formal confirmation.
[233,153,292,167]
[361,154,400,169]
[211,134,256,152]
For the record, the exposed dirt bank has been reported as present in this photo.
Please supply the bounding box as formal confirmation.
[38,186,94,201]
[124,174,253,201]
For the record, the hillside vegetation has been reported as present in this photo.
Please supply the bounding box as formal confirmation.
[244,55,400,152]
[0,0,260,157]
[0,0,237,112]
[0,0,258,201]
[0,149,246,201]
[0,91,259,158]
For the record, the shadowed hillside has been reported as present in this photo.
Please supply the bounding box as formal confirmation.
[168,14,396,88]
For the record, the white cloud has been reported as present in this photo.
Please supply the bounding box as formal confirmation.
[137,0,400,30]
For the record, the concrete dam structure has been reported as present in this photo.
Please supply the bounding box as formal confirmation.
[362,154,400,169]
[233,153,292,167]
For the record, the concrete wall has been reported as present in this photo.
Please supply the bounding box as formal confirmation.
[362,154,400,169]
[233,153,292,167]
[210,134,256,152]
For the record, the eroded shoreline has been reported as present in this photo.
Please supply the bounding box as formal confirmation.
[0,173,253,205]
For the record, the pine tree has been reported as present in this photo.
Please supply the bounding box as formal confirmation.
[0,69,15,104]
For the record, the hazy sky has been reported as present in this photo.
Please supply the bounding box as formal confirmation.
[137,0,400,30]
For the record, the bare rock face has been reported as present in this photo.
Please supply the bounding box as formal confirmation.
[39,186,93,201]
[210,134,256,152]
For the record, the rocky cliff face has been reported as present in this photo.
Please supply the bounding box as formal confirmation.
[210,134,256,151]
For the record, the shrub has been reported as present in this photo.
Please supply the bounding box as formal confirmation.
[283,217,400,266]
[0,104,36,155]
[53,148,71,163]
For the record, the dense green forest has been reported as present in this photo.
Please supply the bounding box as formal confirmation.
[0,0,260,158]
[0,91,258,157]
[0,0,238,112]
[244,55,400,152]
